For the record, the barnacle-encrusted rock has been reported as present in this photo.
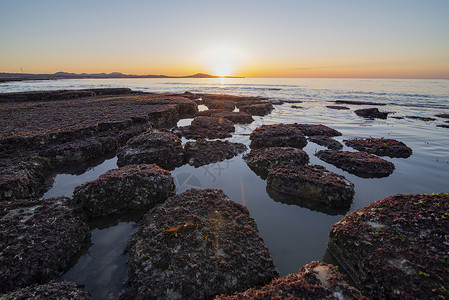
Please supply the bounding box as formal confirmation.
[174,116,235,139]
[267,165,354,208]
[308,135,343,150]
[123,189,278,299]
[326,105,350,110]
[72,164,175,217]
[405,115,436,122]
[117,129,184,169]
[0,197,89,294]
[0,281,90,300]
[328,193,449,299]
[249,124,307,149]
[239,103,274,116]
[243,147,309,179]
[216,261,366,299]
[293,124,342,137]
[316,150,395,178]
[354,108,389,119]
[184,139,247,167]
[344,137,412,158]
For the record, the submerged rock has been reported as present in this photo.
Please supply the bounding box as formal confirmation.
[328,193,449,299]
[308,135,343,150]
[243,147,309,179]
[0,281,90,299]
[354,107,389,119]
[217,261,366,299]
[174,116,235,139]
[405,115,436,122]
[344,137,412,158]
[435,113,449,118]
[239,103,274,116]
[326,105,350,110]
[184,139,247,167]
[0,197,89,294]
[123,189,278,299]
[267,165,354,208]
[316,150,395,178]
[293,124,342,137]
[249,124,307,149]
[72,164,175,217]
[117,129,184,170]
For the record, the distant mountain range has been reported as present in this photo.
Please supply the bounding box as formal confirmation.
[0,72,243,82]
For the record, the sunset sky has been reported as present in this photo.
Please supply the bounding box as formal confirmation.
[1,0,448,78]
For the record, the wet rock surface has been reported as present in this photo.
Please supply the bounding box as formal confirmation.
[326,105,350,110]
[0,281,90,299]
[354,107,389,119]
[249,124,307,149]
[0,197,89,294]
[239,103,274,116]
[344,137,412,158]
[316,150,395,178]
[184,139,247,167]
[217,261,366,299]
[123,189,278,299]
[405,115,437,122]
[203,98,236,111]
[196,110,254,124]
[308,135,343,150]
[72,164,175,217]
[117,129,184,170]
[243,147,309,179]
[267,165,354,208]
[293,124,342,137]
[174,116,235,139]
[328,193,449,299]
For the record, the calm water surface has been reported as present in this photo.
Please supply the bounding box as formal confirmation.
[3,78,449,299]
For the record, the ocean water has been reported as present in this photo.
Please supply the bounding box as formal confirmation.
[2,78,449,299]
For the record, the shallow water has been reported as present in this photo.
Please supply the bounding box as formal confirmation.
[3,78,449,299]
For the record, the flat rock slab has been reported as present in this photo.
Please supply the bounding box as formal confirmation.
[293,124,342,137]
[354,107,389,119]
[243,147,309,179]
[316,150,395,178]
[326,105,350,110]
[217,261,366,299]
[239,103,274,116]
[344,137,412,158]
[308,135,343,150]
[0,281,90,299]
[267,165,354,208]
[196,110,254,124]
[328,193,449,299]
[72,164,175,217]
[117,129,184,170]
[0,197,89,294]
[174,116,235,139]
[405,115,437,122]
[184,139,247,167]
[123,189,278,299]
[249,124,307,149]
[203,99,236,111]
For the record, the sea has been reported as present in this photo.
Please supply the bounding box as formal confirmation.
[2,78,449,299]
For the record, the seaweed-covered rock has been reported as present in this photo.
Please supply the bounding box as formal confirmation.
[174,116,235,139]
[203,99,235,111]
[354,107,389,119]
[0,281,90,300]
[123,189,278,299]
[308,135,343,150]
[249,124,307,149]
[405,115,436,122]
[72,164,175,217]
[326,105,350,110]
[316,150,395,178]
[267,165,354,208]
[243,147,309,179]
[117,129,184,169]
[184,139,247,167]
[344,137,412,158]
[0,197,89,294]
[217,261,366,299]
[328,193,449,299]
[239,103,274,116]
[293,124,342,137]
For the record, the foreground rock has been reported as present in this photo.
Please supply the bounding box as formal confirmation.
[198,110,254,124]
[243,147,309,179]
[316,150,395,178]
[239,103,274,116]
[354,107,389,119]
[0,197,89,294]
[328,193,449,299]
[267,165,354,208]
[72,164,175,217]
[203,97,235,110]
[293,124,342,137]
[249,124,307,149]
[174,116,235,139]
[123,189,278,299]
[0,281,90,299]
[344,137,412,158]
[217,261,366,299]
[308,135,343,150]
[117,129,184,170]
[184,139,247,167]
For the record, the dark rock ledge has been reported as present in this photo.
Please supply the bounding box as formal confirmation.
[328,193,449,299]
[122,189,278,299]
[0,281,90,300]
[184,139,247,167]
[344,137,412,158]
[249,124,307,149]
[354,107,389,119]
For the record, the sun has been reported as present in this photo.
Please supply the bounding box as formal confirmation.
[199,45,247,77]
